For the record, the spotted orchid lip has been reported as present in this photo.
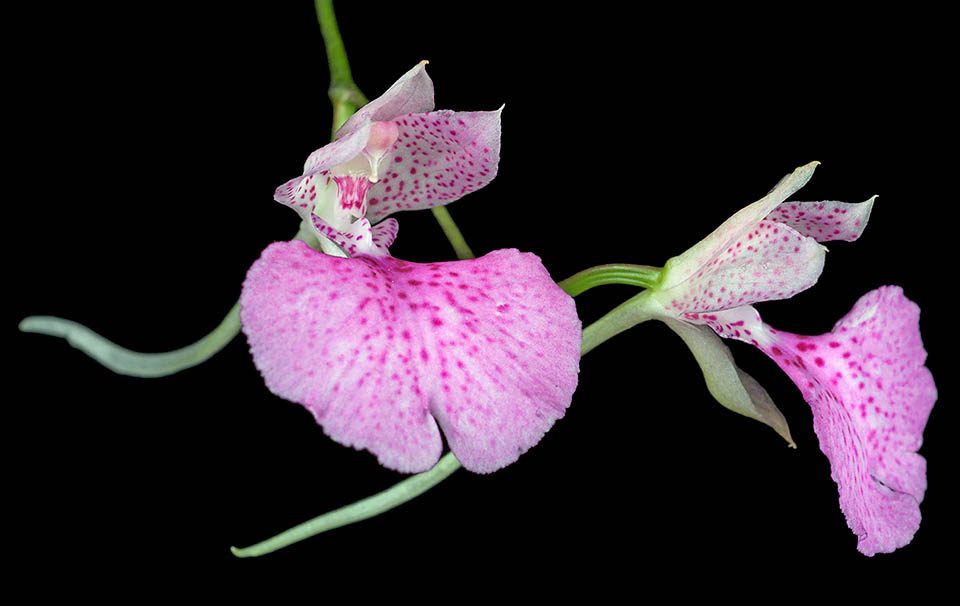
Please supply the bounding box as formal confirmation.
[705,287,936,555]
[240,241,582,473]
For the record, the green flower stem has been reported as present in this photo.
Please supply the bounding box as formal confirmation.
[17,226,319,377]
[231,452,462,558]
[557,264,662,297]
[315,0,368,134]
[19,303,241,378]
[581,290,657,356]
[431,206,476,260]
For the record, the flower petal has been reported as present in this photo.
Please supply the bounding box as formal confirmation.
[304,121,373,175]
[768,197,876,242]
[660,161,819,291]
[366,108,503,221]
[239,241,581,474]
[337,61,435,138]
[712,287,937,555]
[660,317,794,445]
[371,218,399,251]
[654,219,826,315]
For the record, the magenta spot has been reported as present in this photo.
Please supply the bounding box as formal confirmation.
[815,357,825,367]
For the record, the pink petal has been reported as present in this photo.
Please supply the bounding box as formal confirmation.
[239,241,581,474]
[656,219,825,315]
[366,108,502,221]
[768,197,876,242]
[336,62,435,138]
[711,288,937,555]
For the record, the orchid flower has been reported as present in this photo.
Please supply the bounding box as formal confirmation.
[274,61,502,258]
[624,162,935,553]
[239,64,581,474]
[629,162,875,442]
[704,287,936,555]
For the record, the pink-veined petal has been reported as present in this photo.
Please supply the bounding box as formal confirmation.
[768,197,876,242]
[660,162,820,290]
[337,61,435,138]
[710,287,936,555]
[366,108,502,221]
[239,241,581,474]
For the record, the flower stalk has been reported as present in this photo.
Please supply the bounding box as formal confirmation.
[231,451,462,558]
[18,304,240,378]
[315,0,368,134]
[431,206,475,260]
[557,264,662,297]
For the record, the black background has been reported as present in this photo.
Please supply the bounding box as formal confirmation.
[10,0,953,595]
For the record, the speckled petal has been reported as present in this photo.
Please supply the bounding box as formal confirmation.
[275,170,389,257]
[713,287,936,555]
[371,218,399,251]
[306,214,384,257]
[654,218,826,316]
[769,197,876,242]
[366,108,502,221]
[337,62,435,138]
[660,162,819,290]
[239,241,581,474]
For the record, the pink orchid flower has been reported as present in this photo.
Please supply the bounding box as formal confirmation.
[637,162,875,443]
[274,61,502,257]
[704,287,936,555]
[239,65,581,474]
[634,162,935,553]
